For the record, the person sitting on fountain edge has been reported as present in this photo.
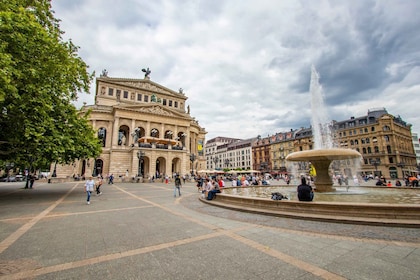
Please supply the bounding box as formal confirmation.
[297,177,314,201]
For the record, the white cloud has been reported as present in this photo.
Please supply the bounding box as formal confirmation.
[52,0,420,140]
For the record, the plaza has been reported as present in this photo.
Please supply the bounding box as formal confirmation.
[0,180,419,279]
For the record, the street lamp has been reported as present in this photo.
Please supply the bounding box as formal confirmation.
[213,156,219,170]
[190,153,196,176]
[224,159,230,169]
[52,162,57,177]
[371,159,380,176]
[397,162,405,179]
[137,151,145,177]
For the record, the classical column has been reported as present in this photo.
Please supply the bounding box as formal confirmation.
[112,117,120,147]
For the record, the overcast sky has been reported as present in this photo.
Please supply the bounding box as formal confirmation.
[51,0,420,141]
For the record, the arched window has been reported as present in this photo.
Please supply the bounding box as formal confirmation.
[150,128,159,138]
[98,127,106,147]
[367,147,372,154]
[387,145,392,153]
[362,147,367,154]
[374,146,379,153]
[118,125,129,146]
[383,125,390,131]
[165,130,174,139]
[355,139,359,145]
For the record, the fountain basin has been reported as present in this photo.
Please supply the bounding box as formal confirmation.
[200,189,420,227]
[286,148,362,192]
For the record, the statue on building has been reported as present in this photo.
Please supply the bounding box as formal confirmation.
[187,105,190,114]
[100,69,108,77]
[179,88,184,94]
[131,127,141,145]
[151,94,157,102]
[142,67,151,79]
[118,131,126,146]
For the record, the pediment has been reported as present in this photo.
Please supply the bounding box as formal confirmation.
[99,77,184,98]
[116,104,189,118]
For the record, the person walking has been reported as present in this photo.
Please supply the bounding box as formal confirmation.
[96,175,103,195]
[85,176,95,205]
[174,175,182,197]
[108,174,114,184]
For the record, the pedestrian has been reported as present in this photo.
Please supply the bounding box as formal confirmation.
[108,173,114,184]
[29,173,35,189]
[297,177,314,201]
[174,175,182,197]
[96,175,103,195]
[85,176,95,205]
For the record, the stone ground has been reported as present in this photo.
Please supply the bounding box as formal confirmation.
[0,179,419,279]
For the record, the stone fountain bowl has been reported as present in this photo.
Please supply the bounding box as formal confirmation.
[286,148,362,192]
[286,148,362,161]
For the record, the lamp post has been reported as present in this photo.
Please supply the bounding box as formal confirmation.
[371,159,380,176]
[52,162,57,177]
[397,162,405,179]
[137,150,145,177]
[213,156,219,170]
[224,159,230,169]
[190,153,196,176]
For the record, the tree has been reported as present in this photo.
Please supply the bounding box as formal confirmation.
[0,0,102,170]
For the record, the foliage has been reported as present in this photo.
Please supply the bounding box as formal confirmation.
[0,0,102,170]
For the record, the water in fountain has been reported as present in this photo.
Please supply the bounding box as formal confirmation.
[310,65,335,149]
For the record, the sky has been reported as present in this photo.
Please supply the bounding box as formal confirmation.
[51,0,420,141]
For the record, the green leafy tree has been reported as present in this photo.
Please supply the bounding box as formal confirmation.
[0,0,102,170]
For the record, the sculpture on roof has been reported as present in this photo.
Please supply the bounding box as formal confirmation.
[100,69,108,77]
[142,67,151,79]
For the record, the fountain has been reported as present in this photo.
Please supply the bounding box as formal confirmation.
[286,66,362,192]
[199,66,420,227]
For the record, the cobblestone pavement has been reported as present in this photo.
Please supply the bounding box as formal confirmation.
[0,180,419,280]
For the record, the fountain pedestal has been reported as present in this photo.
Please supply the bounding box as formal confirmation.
[286,148,362,193]
[310,160,335,192]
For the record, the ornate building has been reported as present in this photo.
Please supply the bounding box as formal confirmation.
[51,70,206,180]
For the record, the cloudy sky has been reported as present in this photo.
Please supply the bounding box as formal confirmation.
[51,0,420,141]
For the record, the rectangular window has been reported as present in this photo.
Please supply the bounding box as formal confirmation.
[163,99,167,105]
[137,93,142,101]
[174,101,178,108]
[144,95,149,102]
[116,89,121,98]
[169,100,172,106]
[108,88,114,96]
[123,91,129,98]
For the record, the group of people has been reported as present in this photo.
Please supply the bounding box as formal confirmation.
[194,175,224,200]
[84,175,103,205]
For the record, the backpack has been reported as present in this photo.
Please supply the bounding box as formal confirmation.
[271,192,288,200]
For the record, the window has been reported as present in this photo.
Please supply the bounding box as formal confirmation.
[137,94,142,101]
[108,88,114,96]
[362,148,366,154]
[163,99,167,105]
[116,89,121,98]
[387,145,392,153]
[169,100,172,106]
[144,95,149,102]
[384,135,389,142]
[123,91,129,98]
[371,126,375,132]
[366,138,370,144]
[367,147,371,154]
[174,101,178,108]
[374,146,379,153]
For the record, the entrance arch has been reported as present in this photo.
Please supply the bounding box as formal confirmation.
[93,159,103,177]
[155,157,166,178]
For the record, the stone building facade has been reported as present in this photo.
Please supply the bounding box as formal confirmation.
[51,72,206,180]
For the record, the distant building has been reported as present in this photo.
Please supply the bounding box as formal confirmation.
[332,108,415,179]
